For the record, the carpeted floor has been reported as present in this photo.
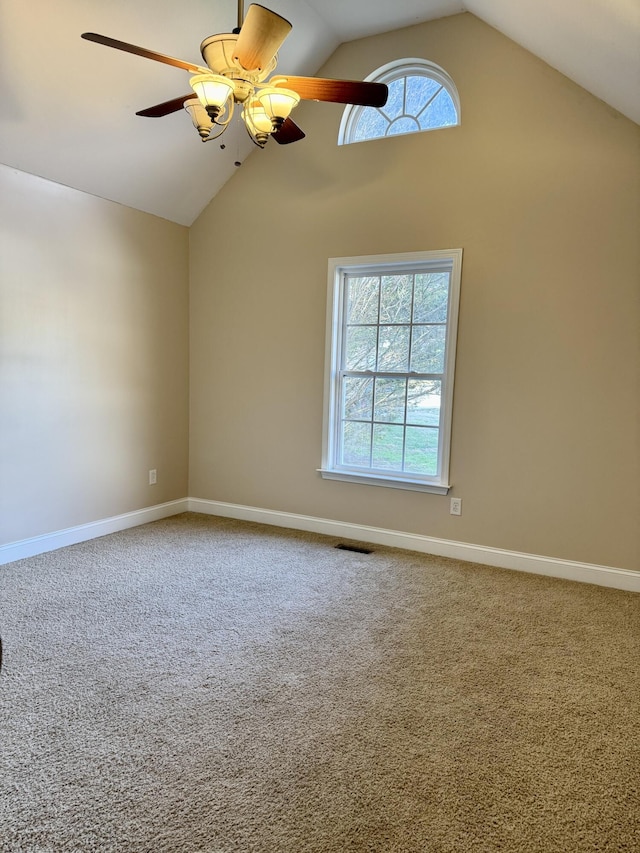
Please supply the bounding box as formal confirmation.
[0,512,638,852]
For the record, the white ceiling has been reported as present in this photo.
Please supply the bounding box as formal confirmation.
[1,0,638,226]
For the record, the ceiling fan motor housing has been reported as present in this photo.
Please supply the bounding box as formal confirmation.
[200,34,276,82]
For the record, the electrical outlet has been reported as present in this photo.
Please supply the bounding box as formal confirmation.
[148,469,157,485]
[450,497,462,516]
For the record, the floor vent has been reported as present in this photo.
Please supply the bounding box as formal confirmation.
[335,543,373,554]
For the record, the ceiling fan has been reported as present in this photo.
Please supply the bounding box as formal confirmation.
[81,2,388,148]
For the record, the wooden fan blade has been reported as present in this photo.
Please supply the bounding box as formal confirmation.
[234,5,292,71]
[136,94,195,118]
[273,117,305,145]
[81,32,203,74]
[273,76,388,107]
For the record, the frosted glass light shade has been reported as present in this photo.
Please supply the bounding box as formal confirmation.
[184,97,213,139]
[257,86,300,122]
[241,100,273,147]
[190,74,235,112]
[243,101,272,134]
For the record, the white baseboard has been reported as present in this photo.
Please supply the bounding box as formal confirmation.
[189,498,640,593]
[0,499,189,565]
[2,497,638,593]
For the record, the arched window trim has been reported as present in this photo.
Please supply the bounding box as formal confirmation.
[338,58,461,146]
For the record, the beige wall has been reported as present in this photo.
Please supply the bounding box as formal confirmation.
[189,13,640,571]
[3,14,637,571]
[0,165,189,544]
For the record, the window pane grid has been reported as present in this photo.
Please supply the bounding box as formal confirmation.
[339,62,460,145]
[415,85,444,122]
[324,250,461,492]
[339,419,440,476]
[343,324,447,375]
[337,268,447,479]
[342,371,444,380]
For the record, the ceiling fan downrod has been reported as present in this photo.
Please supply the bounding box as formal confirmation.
[234,0,244,34]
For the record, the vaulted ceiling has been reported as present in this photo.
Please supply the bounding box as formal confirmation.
[1,0,638,225]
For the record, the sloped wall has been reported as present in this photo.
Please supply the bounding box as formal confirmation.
[189,13,640,571]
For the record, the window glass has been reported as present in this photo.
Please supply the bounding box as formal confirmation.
[322,250,462,493]
[406,76,442,115]
[419,89,457,130]
[339,59,460,146]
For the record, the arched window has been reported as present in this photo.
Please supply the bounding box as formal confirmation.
[339,59,460,145]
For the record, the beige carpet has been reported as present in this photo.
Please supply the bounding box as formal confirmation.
[0,512,638,852]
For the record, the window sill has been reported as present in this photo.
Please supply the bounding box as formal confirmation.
[318,469,450,495]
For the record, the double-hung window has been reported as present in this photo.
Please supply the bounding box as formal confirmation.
[321,250,462,494]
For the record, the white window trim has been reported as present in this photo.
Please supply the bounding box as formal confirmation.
[320,249,462,495]
[338,58,461,146]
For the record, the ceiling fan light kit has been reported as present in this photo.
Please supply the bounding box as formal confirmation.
[184,97,214,140]
[242,100,277,146]
[81,2,388,149]
[256,86,300,127]
[189,73,235,118]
